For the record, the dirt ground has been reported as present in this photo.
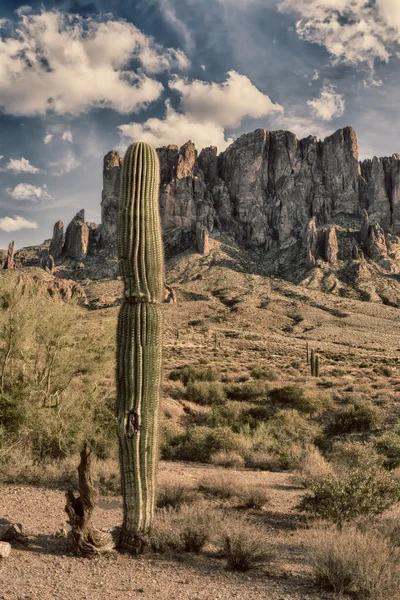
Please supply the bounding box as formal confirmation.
[0,462,335,600]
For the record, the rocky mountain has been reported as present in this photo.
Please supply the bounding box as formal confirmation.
[14,126,400,306]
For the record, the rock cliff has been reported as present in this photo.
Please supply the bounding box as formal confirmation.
[98,127,400,264]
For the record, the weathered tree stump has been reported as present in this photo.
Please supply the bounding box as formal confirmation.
[65,443,117,555]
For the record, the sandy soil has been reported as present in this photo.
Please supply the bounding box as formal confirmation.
[0,463,335,600]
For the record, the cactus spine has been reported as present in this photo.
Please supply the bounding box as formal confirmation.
[116,141,164,552]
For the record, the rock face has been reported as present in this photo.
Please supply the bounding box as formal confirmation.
[49,221,64,258]
[99,126,400,264]
[3,242,15,270]
[196,223,210,255]
[101,151,123,245]
[63,210,89,261]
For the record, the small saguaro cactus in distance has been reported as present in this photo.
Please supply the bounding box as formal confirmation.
[315,354,320,377]
[116,141,164,553]
[306,341,309,365]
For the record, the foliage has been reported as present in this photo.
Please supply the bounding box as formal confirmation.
[327,398,383,435]
[186,381,226,405]
[299,467,400,528]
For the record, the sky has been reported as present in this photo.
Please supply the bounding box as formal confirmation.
[0,0,400,248]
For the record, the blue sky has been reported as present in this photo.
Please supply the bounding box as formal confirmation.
[0,0,400,248]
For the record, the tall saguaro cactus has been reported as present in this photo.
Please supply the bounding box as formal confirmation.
[116,141,164,552]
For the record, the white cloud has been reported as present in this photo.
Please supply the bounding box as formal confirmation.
[278,0,400,70]
[44,133,53,144]
[118,101,233,152]
[0,216,38,232]
[307,84,345,121]
[61,128,73,142]
[7,183,51,202]
[169,71,283,127]
[50,150,80,176]
[271,110,332,141]
[0,10,189,116]
[5,157,40,173]
[0,156,3,160]
[119,71,283,151]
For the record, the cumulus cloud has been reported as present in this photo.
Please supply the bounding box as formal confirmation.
[278,0,400,70]
[0,216,38,232]
[50,150,80,176]
[5,157,40,173]
[61,129,73,142]
[119,71,283,151]
[44,134,53,144]
[118,101,233,152]
[7,183,51,202]
[0,10,189,116]
[307,84,345,121]
[271,110,332,141]
[169,71,283,127]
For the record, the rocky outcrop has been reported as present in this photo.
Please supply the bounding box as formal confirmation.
[3,242,14,270]
[101,151,122,245]
[63,210,89,261]
[324,226,339,263]
[49,221,64,258]
[305,218,318,268]
[196,223,210,255]
[366,223,388,260]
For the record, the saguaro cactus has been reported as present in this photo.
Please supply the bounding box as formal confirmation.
[116,141,164,552]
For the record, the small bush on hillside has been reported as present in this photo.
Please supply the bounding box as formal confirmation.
[327,399,382,435]
[329,441,384,471]
[262,409,322,446]
[198,471,237,499]
[236,485,269,509]
[169,365,219,386]
[250,365,278,381]
[225,380,269,402]
[210,450,245,469]
[237,405,273,431]
[186,381,226,405]
[268,385,325,415]
[156,483,197,509]
[373,365,393,377]
[206,402,245,429]
[310,526,400,599]
[162,426,244,463]
[373,431,400,469]
[299,467,400,528]
[220,513,274,572]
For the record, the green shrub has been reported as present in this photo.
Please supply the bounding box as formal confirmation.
[237,405,273,430]
[299,467,400,528]
[206,402,245,429]
[225,380,269,402]
[250,365,278,381]
[268,385,322,415]
[327,399,382,435]
[373,431,400,469]
[373,365,393,377]
[329,441,384,471]
[163,427,244,463]
[186,381,226,405]
[198,471,237,499]
[263,409,322,446]
[169,365,219,386]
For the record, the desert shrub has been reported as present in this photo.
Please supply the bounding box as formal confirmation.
[169,364,219,386]
[250,365,278,381]
[156,483,197,509]
[268,385,324,415]
[295,446,334,486]
[206,402,245,429]
[210,450,245,469]
[236,404,273,431]
[151,503,213,554]
[373,430,400,469]
[186,381,226,405]
[97,468,120,495]
[163,426,244,463]
[243,451,275,471]
[236,485,269,509]
[329,441,384,471]
[225,380,269,402]
[310,526,400,599]
[327,398,382,435]
[299,467,400,528]
[220,513,274,571]
[263,409,322,446]
[198,471,237,499]
[373,365,393,377]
